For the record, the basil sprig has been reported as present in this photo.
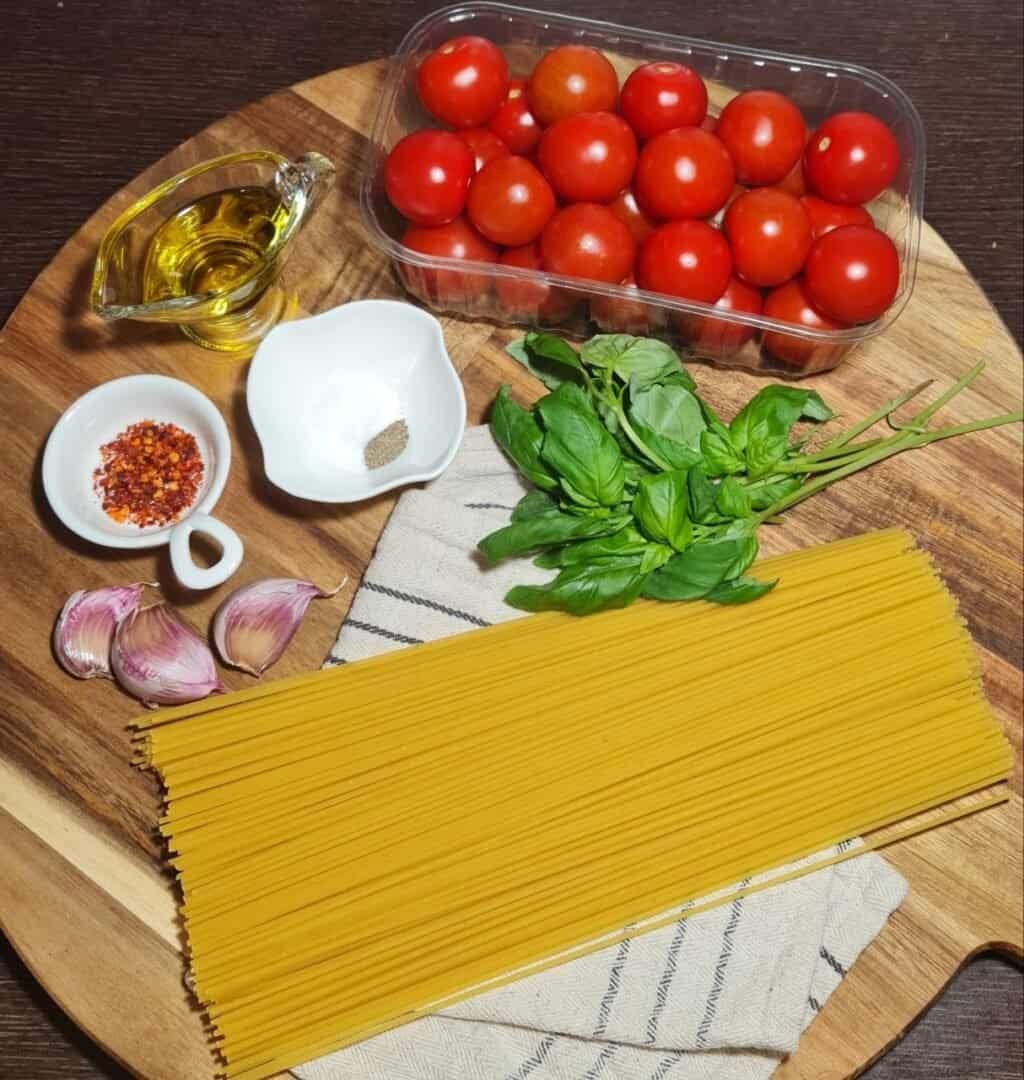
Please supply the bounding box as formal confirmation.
[479,334,1022,616]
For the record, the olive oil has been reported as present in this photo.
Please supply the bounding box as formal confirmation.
[142,186,289,303]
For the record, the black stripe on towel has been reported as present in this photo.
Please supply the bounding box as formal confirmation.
[579,1045,617,1080]
[322,656,347,667]
[343,619,423,645]
[808,995,822,1013]
[645,916,690,1044]
[465,501,515,511]
[647,1053,682,1080]
[593,937,631,1038]
[819,946,847,977]
[362,581,492,627]
[506,1035,557,1080]
[695,878,750,1048]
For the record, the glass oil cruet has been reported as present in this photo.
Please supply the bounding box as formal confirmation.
[90,150,336,356]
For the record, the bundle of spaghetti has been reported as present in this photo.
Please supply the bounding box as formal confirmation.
[132,529,1011,1080]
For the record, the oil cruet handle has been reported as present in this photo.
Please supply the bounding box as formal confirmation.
[274,152,336,221]
[169,512,244,591]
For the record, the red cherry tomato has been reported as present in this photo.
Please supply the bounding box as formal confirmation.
[699,115,717,133]
[399,216,497,304]
[803,224,900,323]
[804,112,900,205]
[590,275,650,334]
[681,275,763,352]
[487,79,542,156]
[634,128,735,220]
[636,220,732,303]
[537,112,638,203]
[416,36,510,128]
[607,188,656,244]
[800,194,873,239]
[540,203,635,283]
[457,127,511,172]
[762,277,845,367]
[466,156,556,246]
[496,241,577,322]
[715,90,805,186]
[619,61,708,140]
[723,188,813,288]
[384,130,475,226]
[528,45,619,126]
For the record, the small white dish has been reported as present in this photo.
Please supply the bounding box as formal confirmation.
[247,299,466,502]
[42,374,243,590]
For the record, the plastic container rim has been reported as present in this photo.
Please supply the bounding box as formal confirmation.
[358,1,926,345]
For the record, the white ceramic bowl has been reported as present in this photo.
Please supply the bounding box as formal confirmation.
[42,374,243,590]
[247,300,466,502]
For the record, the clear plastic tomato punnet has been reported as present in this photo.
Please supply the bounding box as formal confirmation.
[358,2,926,376]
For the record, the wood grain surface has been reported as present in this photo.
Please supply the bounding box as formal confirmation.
[0,4,1019,1075]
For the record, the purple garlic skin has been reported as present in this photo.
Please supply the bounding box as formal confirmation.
[212,578,344,677]
[53,584,146,679]
[112,602,223,708]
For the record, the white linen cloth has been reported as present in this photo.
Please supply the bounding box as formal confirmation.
[297,425,907,1080]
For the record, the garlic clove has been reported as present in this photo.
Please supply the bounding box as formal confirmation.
[112,602,224,708]
[53,584,147,679]
[212,578,345,676]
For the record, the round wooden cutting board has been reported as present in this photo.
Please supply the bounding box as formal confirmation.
[0,59,1020,1080]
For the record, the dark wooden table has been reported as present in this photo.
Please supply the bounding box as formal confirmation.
[1,1,1020,1077]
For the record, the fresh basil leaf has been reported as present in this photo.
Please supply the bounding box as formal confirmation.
[612,338,685,385]
[505,559,648,615]
[630,384,706,450]
[537,384,625,507]
[641,532,753,600]
[700,426,745,476]
[623,458,655,492]
[597,398,620,434]
[730,387,835,478]
[640,542,675,573]
[490,386,558,491]
[746,434,792,478]
[581,335,690,389]
[533,549,567,569]
[524,331,585,372]
[511,490,557,522]
[706,575,778,604]
[506,336,584,392]
[632,422,703,471]
[536,525,651,568]
[560,475,601,508]
[687,464,720,523]
[580,334,636,368]
[743,475,802,511]
[716,475,752,518]
[553,380,600,417]
[628,383,707,470]
[800,393,833,422]
[479,509,631,563]
[632,469,693,552]
[730,386,833,452]
[720,519,760,579]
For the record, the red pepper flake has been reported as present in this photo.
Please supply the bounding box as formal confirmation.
[93,419,204,528]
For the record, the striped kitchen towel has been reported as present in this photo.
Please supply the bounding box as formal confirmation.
[297,424,908,1080]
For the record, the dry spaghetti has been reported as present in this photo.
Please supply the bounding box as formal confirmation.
[133,530,1011,1079]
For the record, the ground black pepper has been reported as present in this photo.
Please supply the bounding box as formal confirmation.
[364,419,409,470]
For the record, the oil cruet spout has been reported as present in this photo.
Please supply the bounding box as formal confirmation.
[273,152,337,223]
[89,149,336,356]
